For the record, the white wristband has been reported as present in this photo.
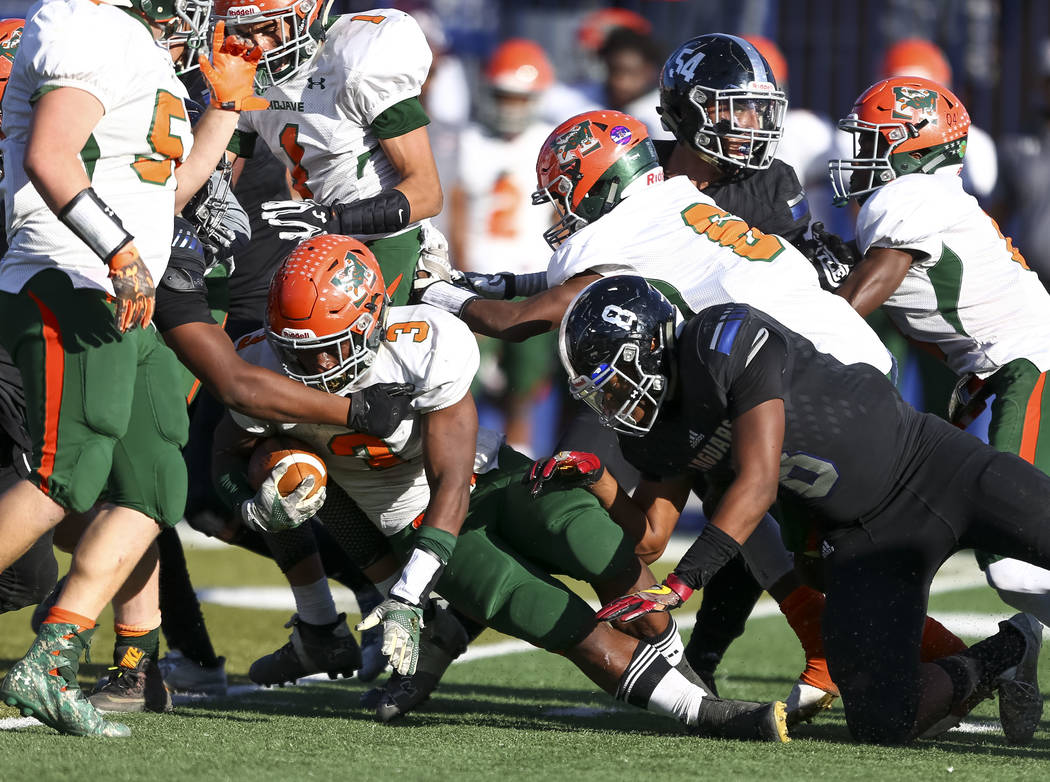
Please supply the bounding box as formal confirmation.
[420,280,478,317]
[390,547,442,606]
[58,187,134,263]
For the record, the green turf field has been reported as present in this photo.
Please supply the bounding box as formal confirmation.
[1,542,1048,782]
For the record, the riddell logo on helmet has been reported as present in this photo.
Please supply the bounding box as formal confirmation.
[281,328,317,339]
[553,120,601,166]
[226,5,262,17]
[891,86,939,123]
[746,81,775,92]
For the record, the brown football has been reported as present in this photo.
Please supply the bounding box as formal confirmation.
[247,436,327,498]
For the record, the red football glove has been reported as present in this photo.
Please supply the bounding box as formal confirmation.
[522,450,604,498]
[595,574,694,623]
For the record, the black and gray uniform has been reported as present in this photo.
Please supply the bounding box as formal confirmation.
[629,302,1050,743]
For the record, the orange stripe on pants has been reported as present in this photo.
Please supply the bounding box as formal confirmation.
[27,291,64,493]
[1018,372,1047,465]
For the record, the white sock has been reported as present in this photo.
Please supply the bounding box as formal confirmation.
[647,615,685,666]
[616,641,705,725]
[291,577,338,625]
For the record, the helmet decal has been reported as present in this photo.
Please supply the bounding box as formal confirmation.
[553,120,603,166]
[891,86,939,122]
[330,250,378,306]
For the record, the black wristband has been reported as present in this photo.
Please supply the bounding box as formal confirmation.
[509,271,549,298]
[674,522,743,591]
[332,189,411,236]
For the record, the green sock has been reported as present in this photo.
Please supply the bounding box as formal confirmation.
[114,626,160,667]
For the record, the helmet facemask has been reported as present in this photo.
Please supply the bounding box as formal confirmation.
[221,0,327,89]
[567,340,669,436]
[829,115,966,206]
[162,0,210,74]
[687,84,786,173]
[532,174,591,250]
[268,291,386,394]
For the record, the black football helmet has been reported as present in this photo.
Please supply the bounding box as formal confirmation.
[658,33,786,177]
[558,275,677,436]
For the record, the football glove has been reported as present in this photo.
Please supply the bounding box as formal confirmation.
[948,374,990,429]
[199,22,269,112]
[356,598,424,676]
[347,382,416,439]
[240,463,326,533]
[595,574,694,623]
[800,222,857,292]
[108,244,155,332]
[261,199,334,241]
[522,450,604,498]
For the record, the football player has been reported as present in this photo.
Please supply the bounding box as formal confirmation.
[413,107,906,721]
[567,276,1044,746]
[0,0,267,737]
[0,18,60,620]
[448,39,559,454]
[214,234,790,741]
[212,0,443,306]
[830,79,1050,634]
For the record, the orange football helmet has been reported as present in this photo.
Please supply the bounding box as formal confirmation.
[267,234,388,393]
[481,39,554,136]
[212,0,331,88]
[829,76,970,205]
[881,39,952,86]
[533,110,662,249]
[0,18,23,124]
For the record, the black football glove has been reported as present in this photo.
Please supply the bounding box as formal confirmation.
[800,222,858,292]
[347,382,416,439]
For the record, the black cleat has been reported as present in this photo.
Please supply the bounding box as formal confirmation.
[250,613,361,687]
[694,697,790,743]
[89,646,172,714]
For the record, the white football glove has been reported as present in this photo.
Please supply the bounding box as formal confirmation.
[261,199,333,241]
[413,220,455,293]
[240,463,326,533]
[355,598,424,675]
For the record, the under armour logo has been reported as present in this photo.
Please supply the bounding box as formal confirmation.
[307,77,326,90]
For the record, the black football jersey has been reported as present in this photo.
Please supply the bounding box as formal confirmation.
[622,303,945,527]
[653,140,810,245]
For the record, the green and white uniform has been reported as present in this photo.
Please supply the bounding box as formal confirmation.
[0,0,191,525]
[230,10,432,304]
[857,170,1050,615]
[234,305,637,650]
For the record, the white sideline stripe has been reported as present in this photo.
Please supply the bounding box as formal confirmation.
[0,554,1004,733]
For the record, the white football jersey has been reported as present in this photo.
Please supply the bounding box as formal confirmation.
[455,121,553,276]
[857,172,1050,376]
[236,10,431,241]
[548,175,893,374]
[0,0,192,295]
[233,305,501,535]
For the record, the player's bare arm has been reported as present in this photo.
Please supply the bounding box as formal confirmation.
[710,399,784,544]
[419,393,478,539]
[380,125,443,222]
[459,272,600,341]
[835,247,917,317]
[162,321,352,426]
[22,87,100,212]
[175,22,268,211]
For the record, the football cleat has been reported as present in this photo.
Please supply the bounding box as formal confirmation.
[249,613,361,686]
[157,651,228,696]
[89,646,173,713]
[694,697,790,743]
[997,613,1043,745]
[0,623,130,737]
[785,653,839,726]
[363,602,469,722]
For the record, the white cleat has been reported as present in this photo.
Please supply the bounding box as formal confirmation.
[785,680,836,727]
